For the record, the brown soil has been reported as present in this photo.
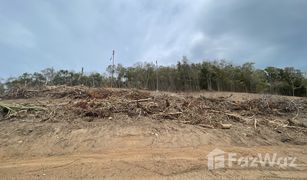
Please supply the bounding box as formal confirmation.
[0,86,306,179]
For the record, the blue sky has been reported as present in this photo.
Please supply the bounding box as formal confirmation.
[0,0,307,78]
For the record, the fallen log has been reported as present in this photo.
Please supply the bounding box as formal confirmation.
[220,123,232,129]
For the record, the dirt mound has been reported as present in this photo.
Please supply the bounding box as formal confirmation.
[1,86,307,145]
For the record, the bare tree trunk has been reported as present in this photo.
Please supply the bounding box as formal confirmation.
[217,81,220,92]
[207,76,212,91]
[291,82,295,96]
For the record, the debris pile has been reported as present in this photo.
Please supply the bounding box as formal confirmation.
[3,86,90,99]
[4,87,41,99]
[1,86,307,132]
[0,102,46,118]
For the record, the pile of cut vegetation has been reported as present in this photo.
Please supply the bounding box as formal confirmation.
[1,86,307,131]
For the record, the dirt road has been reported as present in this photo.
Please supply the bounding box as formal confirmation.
[1,145,306,179]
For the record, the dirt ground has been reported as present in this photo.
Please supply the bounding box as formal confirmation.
[0,86,306,179]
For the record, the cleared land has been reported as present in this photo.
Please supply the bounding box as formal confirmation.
[0,86,306,179]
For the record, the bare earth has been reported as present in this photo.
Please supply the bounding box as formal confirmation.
[0,87,306,179]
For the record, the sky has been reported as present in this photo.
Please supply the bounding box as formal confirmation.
[0,0,307,78]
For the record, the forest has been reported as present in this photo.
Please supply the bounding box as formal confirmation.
[1,57,307,97]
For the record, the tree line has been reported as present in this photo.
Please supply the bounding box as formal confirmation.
[1,57,307,97]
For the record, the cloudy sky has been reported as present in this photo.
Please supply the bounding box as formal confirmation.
[0,0,306,78]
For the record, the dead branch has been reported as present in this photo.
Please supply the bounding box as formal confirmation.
[198,124,214,129]
[287,119,307,128]
[218,94,233,100]
[254,119,257,130]
[0,102,47,117]
[290,100,299,121]
[225,113,250,123]
[165,112,182,115]
[268,120,288,127]
[209,109,222,113]
[156,112,182,119]
[128,98,152,103]
[180,120,191,124]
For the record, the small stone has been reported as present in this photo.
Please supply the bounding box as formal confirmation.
[108,117,113,120]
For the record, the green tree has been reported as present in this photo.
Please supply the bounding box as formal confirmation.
[283,67,304,96]
[200,62,213,91]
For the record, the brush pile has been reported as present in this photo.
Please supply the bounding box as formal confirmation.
[1,86,307,131]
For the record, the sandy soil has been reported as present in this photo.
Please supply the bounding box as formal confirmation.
[1,145,306,179]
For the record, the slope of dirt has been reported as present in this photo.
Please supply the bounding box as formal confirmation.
[0,86,306,179]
